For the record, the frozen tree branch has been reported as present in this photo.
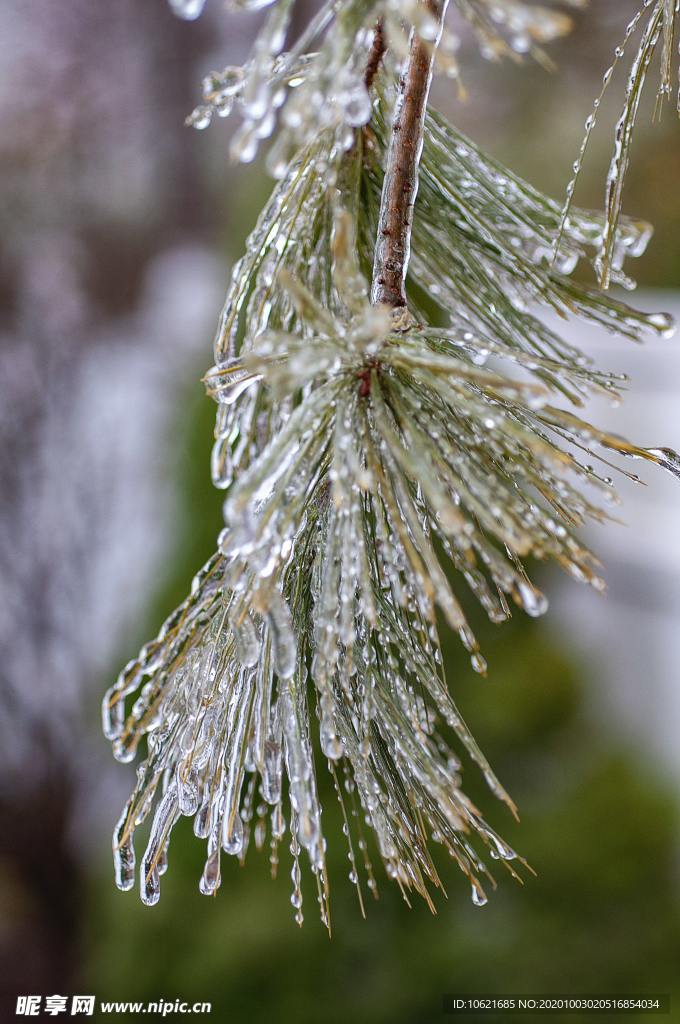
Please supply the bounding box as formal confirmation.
[371,2,447,308]
[103,0,680,922]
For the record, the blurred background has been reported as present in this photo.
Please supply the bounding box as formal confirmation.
[1,1,679,1021]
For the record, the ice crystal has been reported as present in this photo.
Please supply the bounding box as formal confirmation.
[106,5,679,923]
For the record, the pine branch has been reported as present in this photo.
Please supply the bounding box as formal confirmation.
[371,2,447,308]
[104,0,680,920]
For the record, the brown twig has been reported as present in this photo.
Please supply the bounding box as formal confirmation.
[371,3,445,309]
[364,19,386,91]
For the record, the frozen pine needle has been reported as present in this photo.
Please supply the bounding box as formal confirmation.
[105,2,679,925]
[555,0,680,289]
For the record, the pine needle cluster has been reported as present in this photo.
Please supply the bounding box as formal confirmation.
[104,0,679,924]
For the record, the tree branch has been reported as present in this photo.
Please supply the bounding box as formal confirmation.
[364,19,386,92]
[371,3,447,309]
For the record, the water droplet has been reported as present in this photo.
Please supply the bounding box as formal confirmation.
[515,580,549,618]
[169,0,206,21]
[471,879,488,907]
[185,105,212,130]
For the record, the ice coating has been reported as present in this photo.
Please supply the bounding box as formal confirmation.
[106,10,678,921]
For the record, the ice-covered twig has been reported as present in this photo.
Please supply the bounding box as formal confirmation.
[371,1,448,307]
